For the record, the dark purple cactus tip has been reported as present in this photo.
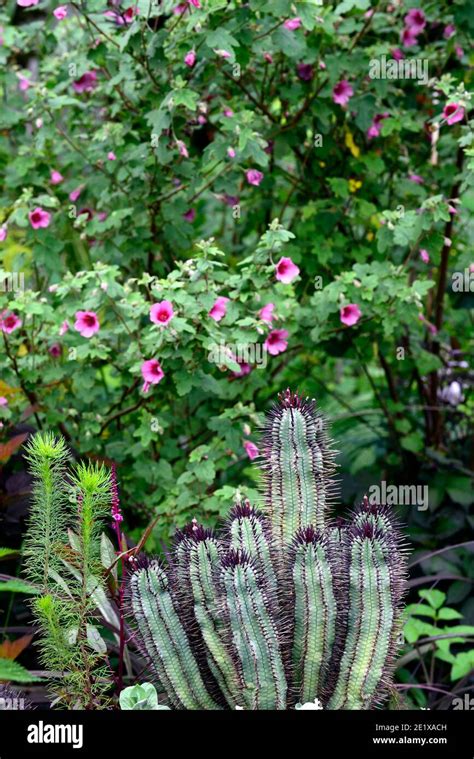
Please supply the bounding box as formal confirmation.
[229,499,258,520]
[175,518,213,544]
[278,388,305,409]
[293,525,322,546]
[221,548,251,569]
[351,521,376,540]
[360,495,380,516]
[127,554,156,574]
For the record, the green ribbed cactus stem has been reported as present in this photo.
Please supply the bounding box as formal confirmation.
[130,561,220,710]
[187,530,242,708]
[291,527,337,705]
[326,515,405,710]
[228,501,279,607]
[221,551,287,710]
[262,390,336,550]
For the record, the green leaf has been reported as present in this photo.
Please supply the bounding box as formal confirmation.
[414,349,443,375]
[404,603,436,620]
[0,659,41,683]
[438,607,463,621]
[446,477,474,506]
[419,589,446,610]
[119,682,170,710]
[0,548,19,560]
[451,651,474,682]
[0,579,40,595]
[400,432,424,454]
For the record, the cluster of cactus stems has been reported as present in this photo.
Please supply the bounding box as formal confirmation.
[129,390,408,710]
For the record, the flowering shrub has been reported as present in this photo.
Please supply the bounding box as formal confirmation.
[0,0,473,709]
[1,0,473,531]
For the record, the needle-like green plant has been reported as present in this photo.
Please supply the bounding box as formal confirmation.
[128,390,407,710]
[23,433,112,709]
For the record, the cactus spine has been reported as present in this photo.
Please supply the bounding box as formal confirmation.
[129,390,407,710]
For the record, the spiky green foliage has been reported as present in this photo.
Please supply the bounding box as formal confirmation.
[23,434,112,709]
[24,433,70,590]
[128,390,408,710]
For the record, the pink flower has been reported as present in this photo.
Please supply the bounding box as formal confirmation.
[443,24,455,39]
[59,320,69,336]
[367,112,389,139]
[243,440,259,460]
[0,226,7,242]
[49,343,62,358]
[0,311,22,334]
[74,310,100,338]
[150,300,174,326]
[176,140,189,158]
[107,151,117,160]
[184,50,196,67]
[404,9,426,34]
[188,0,200,6]
[122,6,136,22]
[259,303,275,324]
[232,359,251,378]
[275,256,300,284]
[50,169,64,185]
[209,296,229,322]
[53,5,68,20]
[455,46,464,60]
[340,304,362,327]
[443,103,464,125]
[227,147,236,158]
[391,47,405,61]
[72,71,98,93]
[17,0,39,6]
[419,248,430,263]
[29,207,51,229]
[141,358,164,393]
[223,107,234,117]
[0,396,8,407]
[332,80,353,106]
[263,52,273,64]
[264,329,288,356]
[18,74,32,91]
[183,208,195,222]
[408,173,424,184]
[215,49,231,59]
[246,169,264,186]
[284,17,301,31]
[69,185,83,202]
[401,26,419,47]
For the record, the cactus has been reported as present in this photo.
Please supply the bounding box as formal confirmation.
[128,390,407,710]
